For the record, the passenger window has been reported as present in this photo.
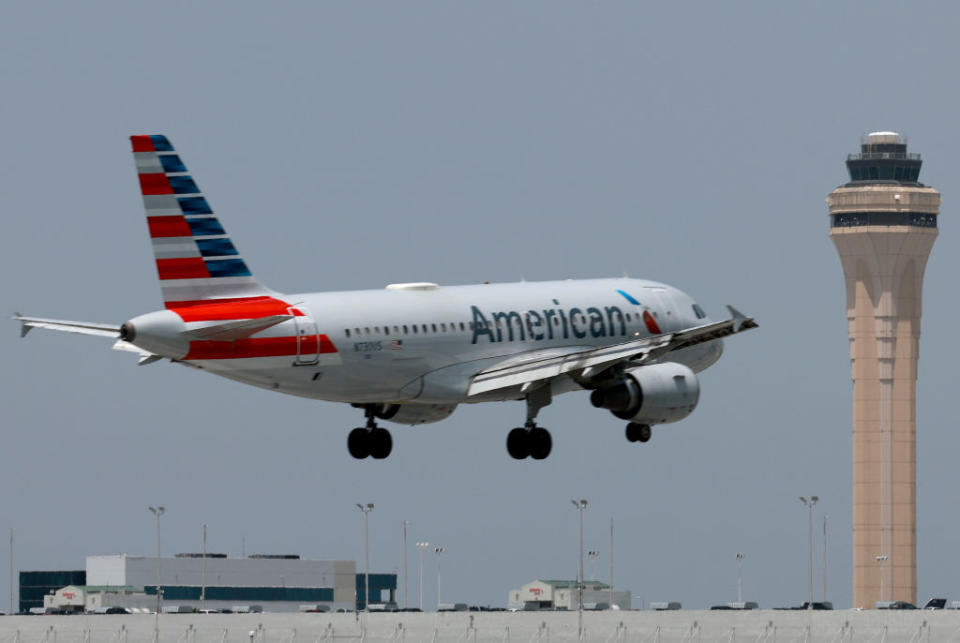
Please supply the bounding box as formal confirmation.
[345,329,351,338]
[374,326,380,334]
[625,314,632,322]
[460,322,465,331]
[441,323,447,332]
[412,326,418,334]
[422,324,428,333]
[365,327,371,335]
[403,325,409,334]
[393,326,400,334]
[431,323,437,333]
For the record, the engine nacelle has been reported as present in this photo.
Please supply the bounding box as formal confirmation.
[590,362,700,425]
[381,403,457,426]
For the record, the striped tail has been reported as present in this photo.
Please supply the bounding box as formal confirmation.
[130,135,274,308]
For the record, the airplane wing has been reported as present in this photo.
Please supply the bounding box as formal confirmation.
[467,305,758,396]
[13,314,165,366]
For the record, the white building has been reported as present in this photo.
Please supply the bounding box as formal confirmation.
[508,579,631,611]
[82,554,361,613]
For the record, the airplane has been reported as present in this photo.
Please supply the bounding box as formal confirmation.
[14,135,757,460]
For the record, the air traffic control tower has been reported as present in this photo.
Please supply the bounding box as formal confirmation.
[828,132,939,608]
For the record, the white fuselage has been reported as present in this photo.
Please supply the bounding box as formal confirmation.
[138,278,722,406]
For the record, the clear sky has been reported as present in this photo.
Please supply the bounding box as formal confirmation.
[3,1,960,612]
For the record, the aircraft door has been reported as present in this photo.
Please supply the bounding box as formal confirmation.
[290,308,320,365]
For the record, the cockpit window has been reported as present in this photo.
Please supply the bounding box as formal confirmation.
[692,304,707,319]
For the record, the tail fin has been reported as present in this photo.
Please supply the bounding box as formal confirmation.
[130,135,274,308]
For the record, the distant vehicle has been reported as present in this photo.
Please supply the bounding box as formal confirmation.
[104,607,131,615]
[923,598,946,610]
[299,604,330,613]
[162,605,195,614]
[398,607,422,612]
[232,605,263,614]
[650,602,682,611]
[796,602,832,610]
[876,601,916,610]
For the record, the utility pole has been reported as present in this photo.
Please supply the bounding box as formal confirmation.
[571,499,588,639]
[434,546,445,610]
[402,521,409,610]
[799,496,818,607]
[609,518,614,609]
[356,504,374,611]
[201,524,207,611]
[736,553,744,603]
[148,506,165,628]
[8,528,13,615]
[416,542,429,611]
[823,515,828,602]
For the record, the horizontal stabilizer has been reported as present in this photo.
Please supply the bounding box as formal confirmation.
[112,340,163,365]
[13,314,119,338]
[181,314,293,340]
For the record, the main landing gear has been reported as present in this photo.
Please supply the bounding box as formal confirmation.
[506,384,553,460]
[348,406,394,459]
[625,422,652,443]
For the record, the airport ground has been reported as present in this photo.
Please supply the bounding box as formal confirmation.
[0,609,959,642]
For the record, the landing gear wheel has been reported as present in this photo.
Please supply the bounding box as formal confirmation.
[348,428,371,459]
[529,427,552,460]
[626,423,652,443]
[369,428,393,459]
[506,428,529,459]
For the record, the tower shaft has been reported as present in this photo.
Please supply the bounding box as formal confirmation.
[828,133,939,609]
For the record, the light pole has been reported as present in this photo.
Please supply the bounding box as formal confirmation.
[799,496,818,608]
[356,504,374,612]
[434,546,445,611]
[822,515,828,602]
[402,521,409,610]
[876,555,888,603]
[201,523,207,611]
[416,541,429,611]
[736,553,744,603]
[148,506,165,617]
[571,499,588,638]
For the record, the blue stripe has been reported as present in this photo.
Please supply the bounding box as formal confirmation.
[196,238,238,257]
[178,197,213,215]
[149,135,174,152]
[205,258,251,277]
[159,154,187,173]
[187,218,226,236]
[168,175,200,194]
[616,289,641,306]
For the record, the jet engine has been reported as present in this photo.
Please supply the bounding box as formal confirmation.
[589,362,699,425]
[380,403,457,426]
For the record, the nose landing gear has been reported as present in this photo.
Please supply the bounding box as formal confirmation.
[347,406,394,459]
[625,422,652,443]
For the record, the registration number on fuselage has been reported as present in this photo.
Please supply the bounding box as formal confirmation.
[354,341,383,352]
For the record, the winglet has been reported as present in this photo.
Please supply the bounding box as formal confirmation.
[13,313,32,338]
[726,305,748,333]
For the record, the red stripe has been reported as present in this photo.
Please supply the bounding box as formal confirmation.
[168,297,304,322]
[130,135,155,152]
[147,216,192,238]
[185,335,337,360]
[643,310,662,335]
[156,257,209,280]
[139,173,173,195]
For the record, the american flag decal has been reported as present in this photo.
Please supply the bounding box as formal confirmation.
[390,339,403,350]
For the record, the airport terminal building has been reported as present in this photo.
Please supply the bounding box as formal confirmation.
[23,554,396,613]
